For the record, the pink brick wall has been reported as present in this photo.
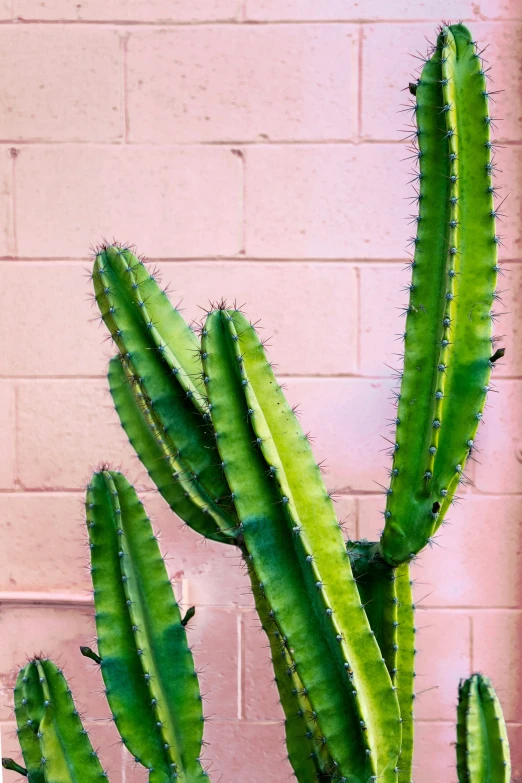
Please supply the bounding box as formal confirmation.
[0,3,521,781]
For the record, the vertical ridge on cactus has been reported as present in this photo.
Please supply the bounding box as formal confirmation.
[456,674,511,782]
[380,23,498,566]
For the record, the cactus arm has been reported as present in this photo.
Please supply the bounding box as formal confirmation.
[394,564,415,783]
[380,34,451,565]
[34,659,108,783]
[87,470,207,782]
[92,250,232,532]
[381,24,497,565]
[202,308,379,783]
[431,24,497,518]
[2,758,28,776]
[226,310,401,780]
[108,356,235,544]
[456,674,510,783]
[13,666,46,783]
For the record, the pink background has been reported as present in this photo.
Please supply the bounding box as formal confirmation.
[1,1,522,781]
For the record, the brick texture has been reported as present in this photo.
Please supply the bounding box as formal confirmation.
[1,3,521,782]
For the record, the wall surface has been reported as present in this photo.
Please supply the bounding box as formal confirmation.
[0,1,521,781]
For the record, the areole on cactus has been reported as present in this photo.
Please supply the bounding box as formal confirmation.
[3,20,511,783]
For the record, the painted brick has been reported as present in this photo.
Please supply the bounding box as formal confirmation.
[14,0,239,21]
[0,262,109,377]
[137,490,253,608]
[414,610,470,721]
[243,609,284,721]
[245,0,514,21]
[473,610,522,722]
[187,606,239,719]
[414,722,457,783]
[508,723,522,781]
[359,495,522,607]
[0,1,10,17]
[17,379,134,489]
[361,23,522,143]
[245,144,408,259]
[0,147,12,256]
[0,493,89,592]
[493,143,522,260]
[496,263,521,378]
[0,382,16,489]
[474,380,522,494]
[0,27,121,142]
[158,261,358,375]
[127,26,357,143]
[282,377,392,492]
[14,145,242,258]
[204,721,289,782]
[0,604,107,718]
[359,263,407,377]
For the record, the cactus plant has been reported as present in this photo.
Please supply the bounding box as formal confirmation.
[2,19,511,783]
[456,674,511,782]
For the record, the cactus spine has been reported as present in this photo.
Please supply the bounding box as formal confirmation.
[456,674,511,782]
[380,24,499,566]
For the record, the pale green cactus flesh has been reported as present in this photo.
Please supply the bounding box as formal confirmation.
[201,307,401,783]
[456,674,511,782]
[381,23,498,566]
[86,469,207,783]
[11,659,107,783]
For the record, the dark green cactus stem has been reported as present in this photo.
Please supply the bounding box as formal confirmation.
[12,659,108,783]
[456,674,510,782]
[347,543,415,783]
[202,307,401,783]
[93,246,238,545]
[86,469,208,783]
[381,23,498,566]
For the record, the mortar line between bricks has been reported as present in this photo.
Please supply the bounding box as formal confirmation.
[2,19,522,26]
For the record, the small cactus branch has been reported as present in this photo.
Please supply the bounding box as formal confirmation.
[381,23,498,565]
[79,645,101,664]
[2,758,28,776]
[87,469,207,782]
[14,659,107,783]
[394,564,415,783]
[456,674,510,782]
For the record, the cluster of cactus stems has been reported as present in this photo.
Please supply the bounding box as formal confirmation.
[2,21,513,783]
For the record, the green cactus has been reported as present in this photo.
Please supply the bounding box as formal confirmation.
[10,658,107,783]
[4,18,509,783]
[380,23,499,566]
[456,674,511,782]
[86,468,208,783]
